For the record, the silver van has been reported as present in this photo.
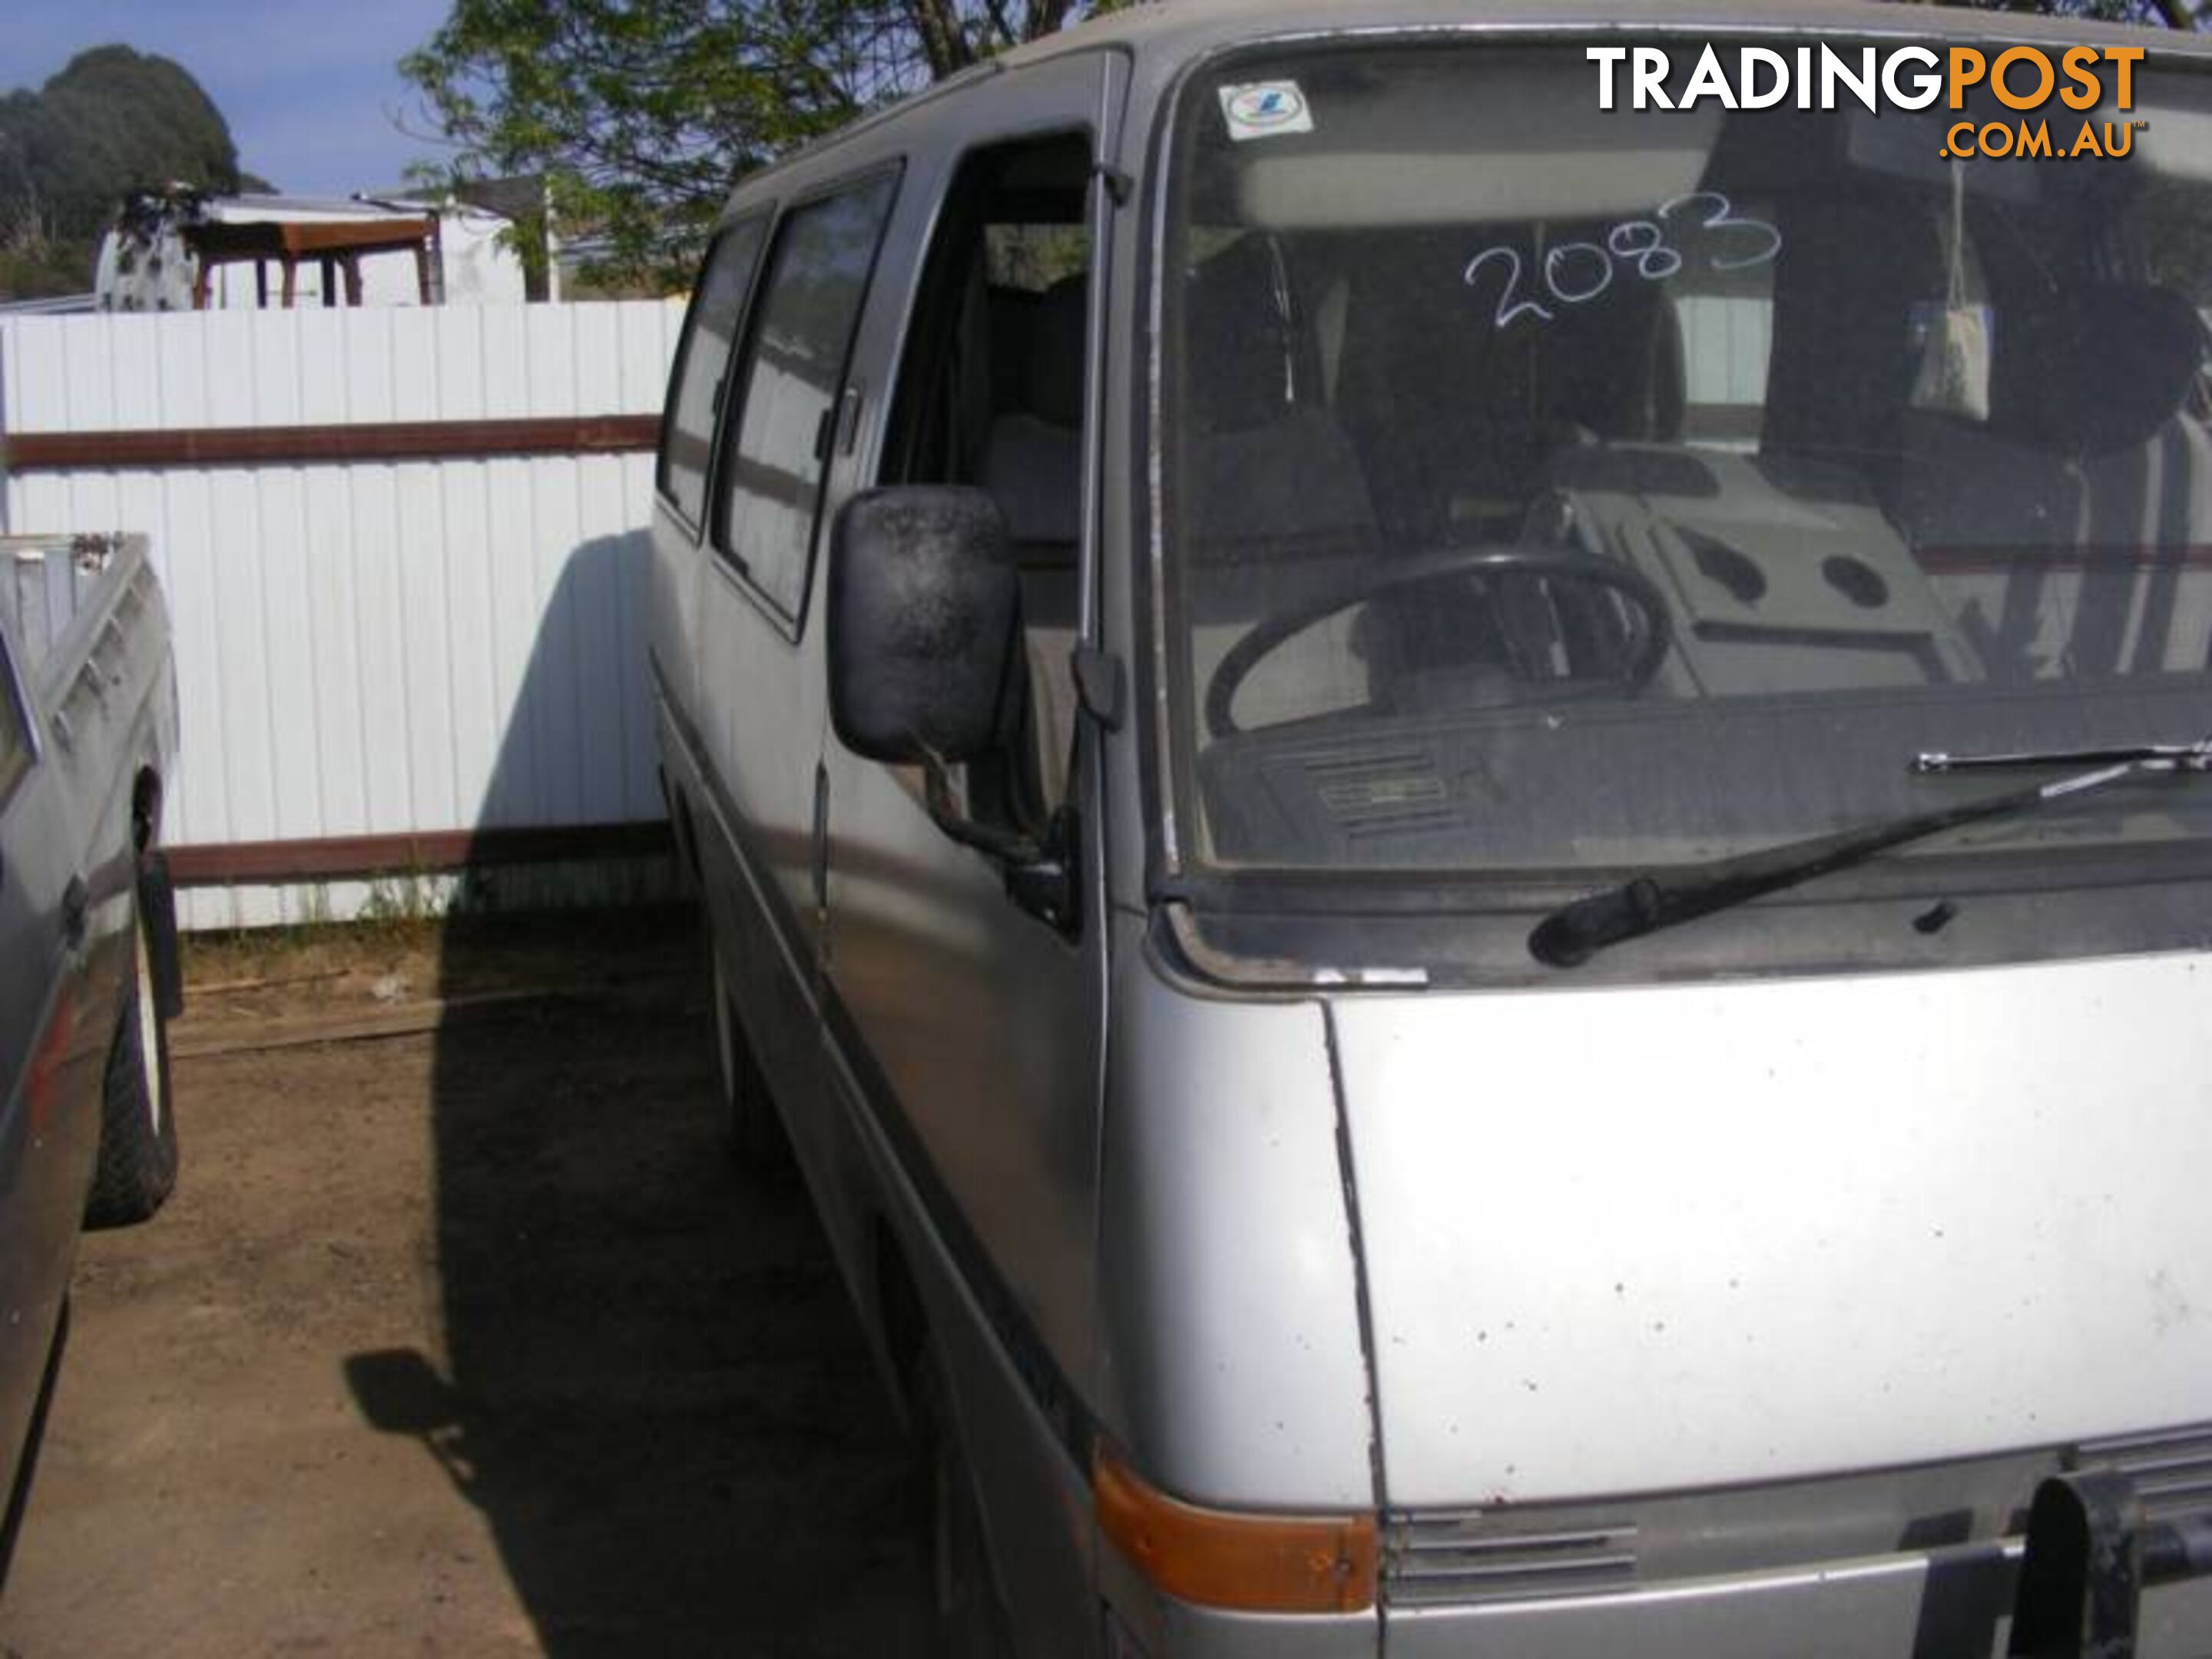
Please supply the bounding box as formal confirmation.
[648,2,2212,1651]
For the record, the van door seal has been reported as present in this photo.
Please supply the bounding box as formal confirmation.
[1157,900,1429,992]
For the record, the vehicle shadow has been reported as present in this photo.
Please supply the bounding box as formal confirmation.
[342,529,932,1656]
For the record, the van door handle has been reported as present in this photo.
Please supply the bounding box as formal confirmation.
[61,873,90,949]
[810,763,830,915]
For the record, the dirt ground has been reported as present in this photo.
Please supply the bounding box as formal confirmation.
[0,907,934,1658]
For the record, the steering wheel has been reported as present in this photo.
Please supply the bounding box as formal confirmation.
[1203,545,1674,739]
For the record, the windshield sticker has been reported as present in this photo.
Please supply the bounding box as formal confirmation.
[1220,81,1315,142]
[1462,193,1782,333]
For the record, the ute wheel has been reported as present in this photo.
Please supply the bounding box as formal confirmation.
[708,939,790,1173]
[912,1356,1017,1659]
[85,883,178,1228]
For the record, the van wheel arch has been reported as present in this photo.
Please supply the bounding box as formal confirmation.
[871,1217,1016,1655]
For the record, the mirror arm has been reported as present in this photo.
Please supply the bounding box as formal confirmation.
[917,748,1081,935]
[919,746,1044,865]
[1005,807,1080,935]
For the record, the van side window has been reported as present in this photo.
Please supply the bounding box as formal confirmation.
[714,173,899,628]
[882,134,1093,820]
[658,215,770,533]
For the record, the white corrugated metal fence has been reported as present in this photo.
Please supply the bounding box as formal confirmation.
[0,302,685,928]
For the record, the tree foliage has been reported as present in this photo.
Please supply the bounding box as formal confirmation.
[401,0,1137,290]
[0,47,247,298]
[1905,0,2199,24]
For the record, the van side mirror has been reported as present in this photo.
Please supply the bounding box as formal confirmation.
[829,486,1022,767]
[826,485,1079,934]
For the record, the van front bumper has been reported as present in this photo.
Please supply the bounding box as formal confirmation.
[1388,1561,2212,1659]
[1387,1545,2007,1659]
[1120,1462,2212,1658]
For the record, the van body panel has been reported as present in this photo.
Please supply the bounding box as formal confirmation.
[1097,916,1376,1511]
[1388,1550,1949,1659]
[644,509,700,755]
[1385,1551,2212,1657]
[820,44,1120,1409]
[823,998,1103,1659]
[798,45,1124,1654]
[688,565,833,1142]
[1152,1597,1379,1659]
[1094,1467,1382,1657]
[654,686,825,1146]
[1331,950,2212,1509]
[931,1270,1100,1659]
[679,160,909,1182]
[820,745,1104,1379]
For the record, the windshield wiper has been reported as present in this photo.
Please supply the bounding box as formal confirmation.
[1529,738,2212,969]
[1912,737,2212,775]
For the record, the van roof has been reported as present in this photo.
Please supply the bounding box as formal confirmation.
[1001,0,2212,69]
[724,0,2212,207]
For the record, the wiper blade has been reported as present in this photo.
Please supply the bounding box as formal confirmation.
[1915,737,2212,775]
[1531,745,2207,969]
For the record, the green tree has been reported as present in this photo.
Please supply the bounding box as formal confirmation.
[0,46,247,299]
[1922,0,2200,22]
[401,0,1137,291]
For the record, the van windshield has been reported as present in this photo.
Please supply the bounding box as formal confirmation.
[1158,38,2212,879]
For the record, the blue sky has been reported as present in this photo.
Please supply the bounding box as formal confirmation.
[8,0,461,196]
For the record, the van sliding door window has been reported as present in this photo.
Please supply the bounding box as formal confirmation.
[714,172,899,629]
[657,215,770,535]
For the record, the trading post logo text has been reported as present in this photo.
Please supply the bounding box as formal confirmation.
[1590,45,2148,158]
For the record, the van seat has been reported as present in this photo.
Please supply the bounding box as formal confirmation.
[1180,235,1386,732]
[984,277,1084,550]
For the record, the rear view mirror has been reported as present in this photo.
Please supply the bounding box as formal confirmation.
[827,485,1078,932]
[829,487,1022,766]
